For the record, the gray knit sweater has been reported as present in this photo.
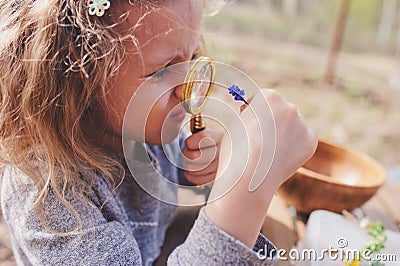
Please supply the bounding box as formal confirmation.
[1,138,276,265]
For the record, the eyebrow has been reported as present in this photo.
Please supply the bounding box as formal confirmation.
[144,43,202,72]
[147,59,171,69]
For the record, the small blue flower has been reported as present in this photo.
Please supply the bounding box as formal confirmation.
[228,84,249,105]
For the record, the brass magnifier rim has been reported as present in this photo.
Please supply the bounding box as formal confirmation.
[181,56,215,114]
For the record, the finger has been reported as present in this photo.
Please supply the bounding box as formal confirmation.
[184,128,221,151]
[186,166,217,177]
[185,172,216,185]
[182,143,218,166]
[184,157,218,173]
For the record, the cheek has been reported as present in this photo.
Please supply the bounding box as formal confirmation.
[144,92,180,144]
[101,87,137,135]
[123,77,183,143]
[147,96,170,129]
[101,65,141,134]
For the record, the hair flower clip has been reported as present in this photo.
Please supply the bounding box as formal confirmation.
[87,0,111,17]
[228,84,249,105]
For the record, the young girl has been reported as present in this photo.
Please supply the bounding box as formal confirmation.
[0,0,317,265]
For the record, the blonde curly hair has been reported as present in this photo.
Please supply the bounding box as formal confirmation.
[0,0,134,234]
[0,0,227,234]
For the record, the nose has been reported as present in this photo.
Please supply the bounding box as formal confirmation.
[171,61,191,103]
[173,83,183,102]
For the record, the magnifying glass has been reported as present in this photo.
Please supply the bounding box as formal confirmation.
[182,56,216,133]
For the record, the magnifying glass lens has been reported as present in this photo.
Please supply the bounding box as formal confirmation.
[182,56,215,134]
[191,64,212,109]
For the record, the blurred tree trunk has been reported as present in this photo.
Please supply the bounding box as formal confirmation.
[324,0,351,86]
[283,0,298,17]
[391,26,400,90]
[376,0,397,47]
[396,25,400,54]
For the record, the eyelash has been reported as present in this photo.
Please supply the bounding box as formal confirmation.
[151,68,169,79]
[149,52,201,79]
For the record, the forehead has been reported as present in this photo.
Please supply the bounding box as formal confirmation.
[119,0,203,66]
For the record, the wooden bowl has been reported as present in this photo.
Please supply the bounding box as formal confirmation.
[278,140,386,214]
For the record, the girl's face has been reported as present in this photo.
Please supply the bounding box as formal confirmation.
[94,0,203,151]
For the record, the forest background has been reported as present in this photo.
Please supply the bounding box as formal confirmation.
[203,0,400,167]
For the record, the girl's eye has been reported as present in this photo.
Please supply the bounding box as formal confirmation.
[150,67,169,79]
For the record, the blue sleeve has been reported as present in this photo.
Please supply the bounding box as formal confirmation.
[177,129,194,186]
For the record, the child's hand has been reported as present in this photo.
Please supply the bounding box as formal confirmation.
[206,89,318,247]
[239,89,318,190]
[182,128,223,186]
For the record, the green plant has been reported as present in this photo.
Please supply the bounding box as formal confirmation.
[344,222,387,266]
